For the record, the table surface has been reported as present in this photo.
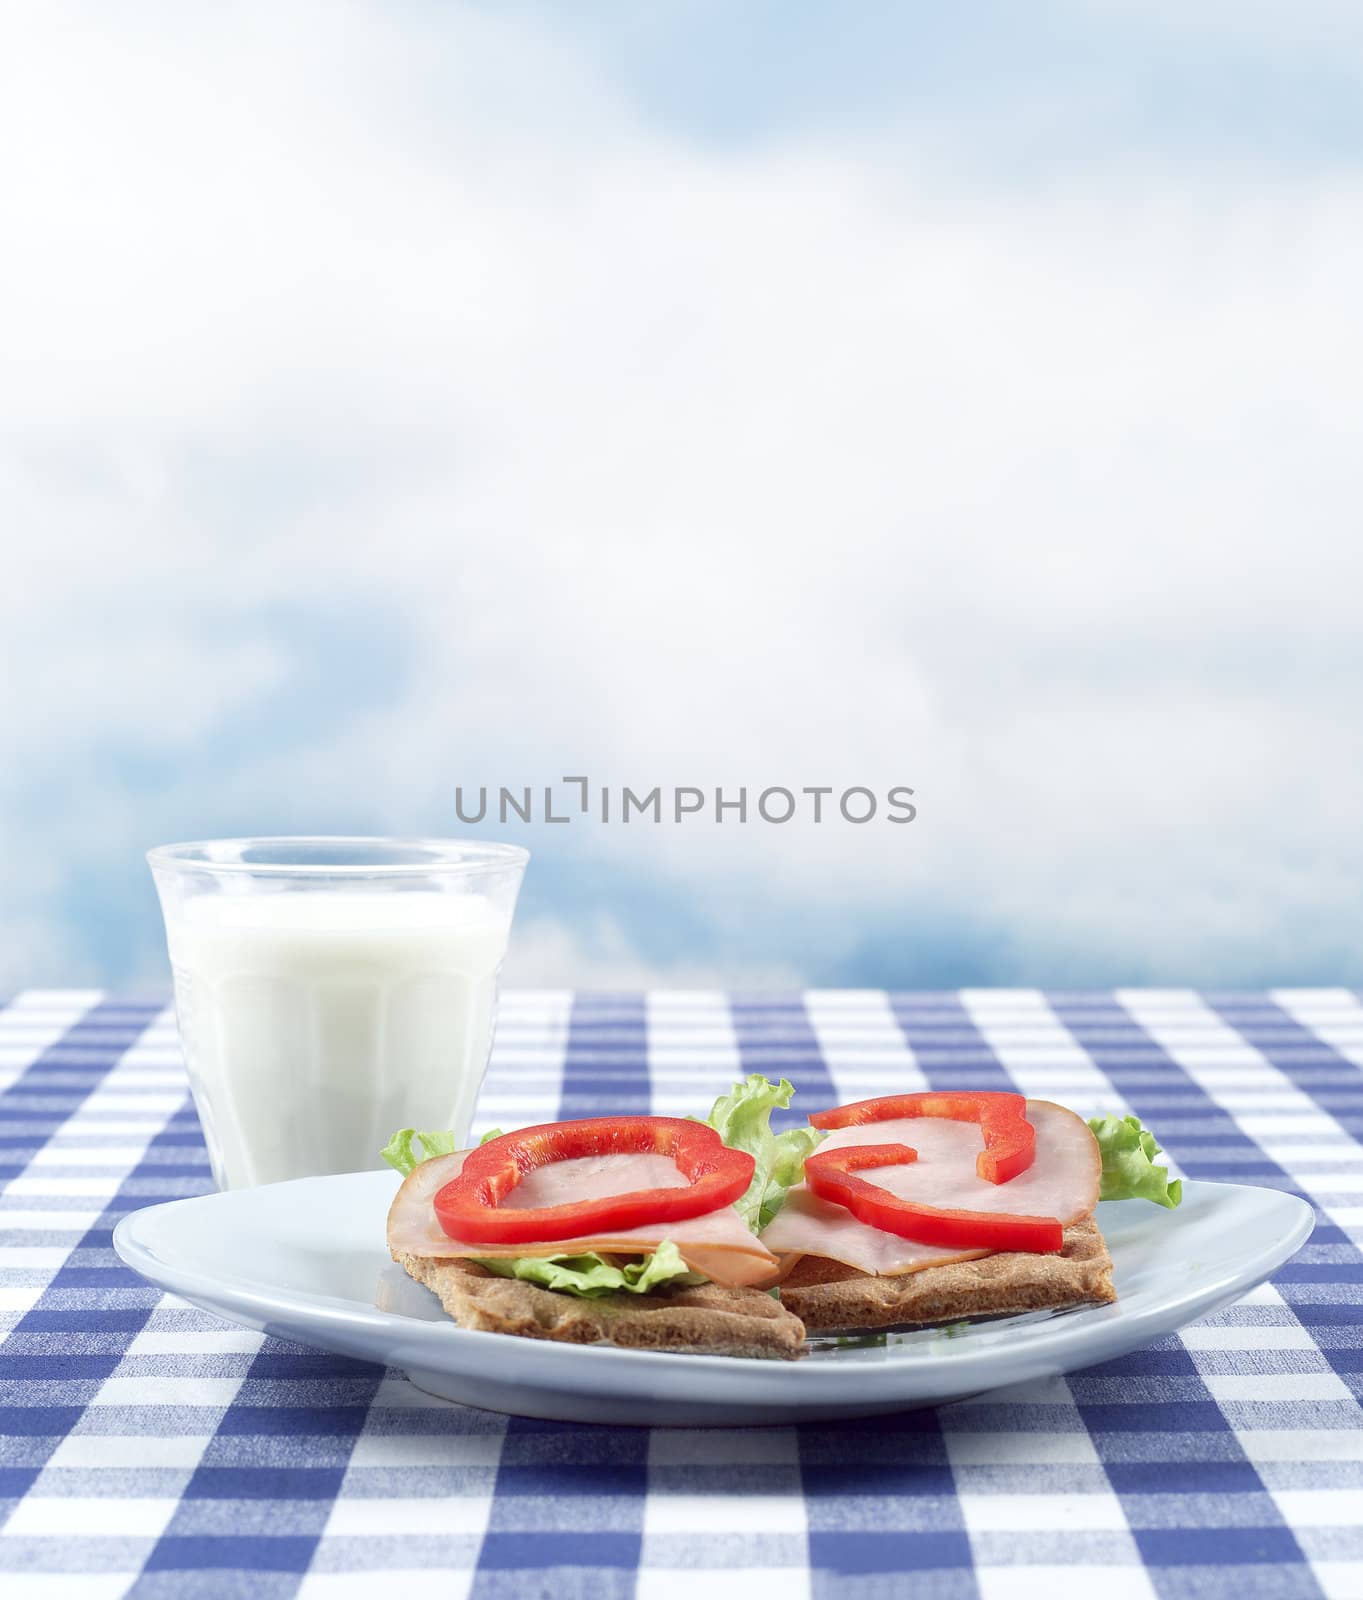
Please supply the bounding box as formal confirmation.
[2,987,1361,1600]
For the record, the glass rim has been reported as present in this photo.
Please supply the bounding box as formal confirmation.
[146,835,530,879]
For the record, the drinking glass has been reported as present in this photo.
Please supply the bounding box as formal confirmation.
[148,837,528,1189]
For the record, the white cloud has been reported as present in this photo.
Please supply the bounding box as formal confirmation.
[2,0,1362,987]
[503,915,802,991]
[1076,0,1363,55]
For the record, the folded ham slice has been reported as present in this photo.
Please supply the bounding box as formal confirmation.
[387,1148,780,1288]
[760,1099,1100,1277]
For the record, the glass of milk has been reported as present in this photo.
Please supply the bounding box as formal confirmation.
[147,837,528,1190]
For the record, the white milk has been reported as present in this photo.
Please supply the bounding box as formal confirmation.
[163,891,512,1189]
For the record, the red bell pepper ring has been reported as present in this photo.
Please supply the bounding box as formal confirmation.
[809,1090,1037,1184]
[803,1143,1064,1253]
[433,1116,756,1245]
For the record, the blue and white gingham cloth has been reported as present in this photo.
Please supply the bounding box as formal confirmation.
[2,987,1361,1599]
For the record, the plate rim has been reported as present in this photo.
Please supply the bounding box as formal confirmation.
[112,1174,1316,1383]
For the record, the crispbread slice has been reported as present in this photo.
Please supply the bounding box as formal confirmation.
[397,1251,807,1360]
[778,1216,1116,1334]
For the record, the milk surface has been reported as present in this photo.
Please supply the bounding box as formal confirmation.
[164,891,511,1188]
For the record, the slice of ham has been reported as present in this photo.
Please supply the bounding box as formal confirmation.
[760,1099,1100,1278]
[387,1148,779,1288]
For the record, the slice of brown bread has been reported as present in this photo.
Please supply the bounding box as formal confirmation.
[396,1251,807,1360]
[778,1216,1116,1334]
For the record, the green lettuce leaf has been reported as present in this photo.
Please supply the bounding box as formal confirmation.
[473,1238,696,1298]
[381,1126,502,1175]
[380,1127,460,1176]
[1087,1114,1183,1208]
[704,1074,825,1230]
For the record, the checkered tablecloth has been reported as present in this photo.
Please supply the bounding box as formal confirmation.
[2,988,1360,1599]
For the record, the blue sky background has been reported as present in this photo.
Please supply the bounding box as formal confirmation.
[3,1,1363,992]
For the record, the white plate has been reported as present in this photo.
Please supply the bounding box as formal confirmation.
[112,1173,1313,1426]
